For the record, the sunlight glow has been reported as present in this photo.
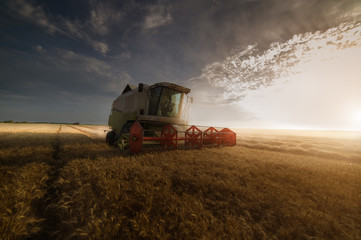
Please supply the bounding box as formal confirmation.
[190,22,361,130]
[196,22,361,104]
[352,111,361,124]
[238,42,361,130]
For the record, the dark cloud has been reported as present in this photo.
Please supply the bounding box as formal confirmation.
[5,0,60,34]
[142,3,173,30]
[1,0,141,54]
[0,0,360,123]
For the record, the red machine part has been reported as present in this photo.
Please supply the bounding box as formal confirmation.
[203,127,220,146]
[220,128,236,146]
[129,121,144,154]
[128,121,236,154]
[184,125,202,148]
[160,124,178,149]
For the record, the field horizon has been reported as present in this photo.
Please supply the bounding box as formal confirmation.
[1,123,360,239]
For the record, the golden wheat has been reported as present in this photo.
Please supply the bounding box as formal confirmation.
[52,147,361,239]
[0,123,360,239]
[0,163,50,239]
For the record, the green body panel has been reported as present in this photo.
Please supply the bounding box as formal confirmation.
[108,110,138,134]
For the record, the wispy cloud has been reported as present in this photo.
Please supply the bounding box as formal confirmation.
[6,0,60,34]
[88,1,125,36]
[189,21,361,104]
[91,41,109,54]
[143,3,173,30]
[59,17,111,54]
[4,0,116,54]
[33,45,47,54]
[38,48,131,94]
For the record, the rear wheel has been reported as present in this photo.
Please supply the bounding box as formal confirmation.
[106,131,116,145]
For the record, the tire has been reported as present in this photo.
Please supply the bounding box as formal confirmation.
[106,131,116,146]
[120,120,135,134]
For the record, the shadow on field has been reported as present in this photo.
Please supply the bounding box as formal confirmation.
[0,132,120,167]
[0,130,121,240]
[31,131,119,239]
[30,128,64,240]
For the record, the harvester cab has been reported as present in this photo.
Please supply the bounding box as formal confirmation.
[106,82,236,154]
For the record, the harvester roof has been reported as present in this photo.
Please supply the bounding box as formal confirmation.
[152,82,191,94]
[121,84,137,94]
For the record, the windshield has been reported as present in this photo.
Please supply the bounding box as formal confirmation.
[148,87,183,117]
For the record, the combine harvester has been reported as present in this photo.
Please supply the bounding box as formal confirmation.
[106,82,236,154]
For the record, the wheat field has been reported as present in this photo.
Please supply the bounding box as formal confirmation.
[0,123,360,240]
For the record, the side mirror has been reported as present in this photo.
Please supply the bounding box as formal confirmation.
[138,83,144,92]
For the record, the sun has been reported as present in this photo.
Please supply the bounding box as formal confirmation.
[352,111,361,125]
[356,113,361,122]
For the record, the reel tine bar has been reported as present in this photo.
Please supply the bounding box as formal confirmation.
[220,128,236,146]
[129,121,236,154]
[184,125,203,148]
[203,127,220,146]
[161,124,178,150]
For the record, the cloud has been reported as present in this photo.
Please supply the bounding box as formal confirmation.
[37,48,131,94]
[54,49,111,73]
[88,1,124,36]
[6,0,59,34]
[33,45,47,54]
[91,41,109,54]
[110,52,132,61]
[90,9,109,35]
[189,21,361,105]
[62,18,83,38]
[143,3,173,29]
[59,17,110,54]
[4,0,112,54]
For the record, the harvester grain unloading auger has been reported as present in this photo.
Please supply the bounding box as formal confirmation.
[106,82,236,154]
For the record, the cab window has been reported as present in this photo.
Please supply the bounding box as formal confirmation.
[148,87,162,116]
[158,89,182,117]
[148,87,182,117]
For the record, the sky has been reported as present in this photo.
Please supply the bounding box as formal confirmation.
[0,0,361,130]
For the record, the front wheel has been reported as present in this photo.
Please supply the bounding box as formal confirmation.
[106,131,116,145]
